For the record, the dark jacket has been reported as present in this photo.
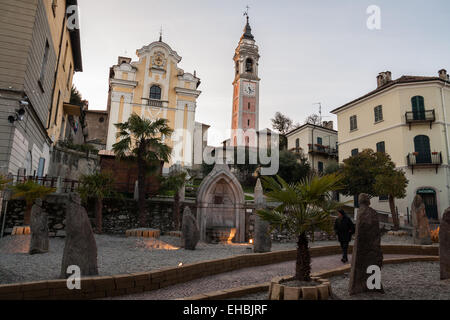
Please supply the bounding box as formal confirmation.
[334,214,355,243]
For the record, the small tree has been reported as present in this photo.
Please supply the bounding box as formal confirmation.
[0,174,11,191]
[271,112,294,150]
[305,114,321,126]
[277,150,311,184]
[78,171,116,234]
[257,173,342,281]
[374,170,408,231]
[159,171,189,230]
[113,114,173,227]
[12,181,55,225]
[341,149,408,230]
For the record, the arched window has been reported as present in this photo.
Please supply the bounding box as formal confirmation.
[150,85,161,100]
[245,58,253,73]
[411,96,425,120]
[414,135,431,164]
[295,138,300,150]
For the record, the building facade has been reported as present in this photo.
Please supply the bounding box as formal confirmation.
[230,16,260,147]
[286,122,338,174]
[84,109,108,150]
[0,0,81,177]
[332,70,450,222]
[105,39,205,171]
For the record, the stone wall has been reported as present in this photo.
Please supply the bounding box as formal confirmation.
[47,146,99,181]
[2,195,196,235]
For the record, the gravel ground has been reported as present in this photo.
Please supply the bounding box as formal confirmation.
[234,262,450,300]
[0,233,423,285]
[330,262,450,300]
[0,235,298,285]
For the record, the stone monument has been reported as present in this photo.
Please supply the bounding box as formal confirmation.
[348,194,384,295]
[411,195,432,245]
[29,198,49,254]
[181,206,200,250]
[196,162,246,243]
[61,193,98,278]
[253,179,272,253]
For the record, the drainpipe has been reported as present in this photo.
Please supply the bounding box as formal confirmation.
[441,81,450,217]
[311,126,315,171]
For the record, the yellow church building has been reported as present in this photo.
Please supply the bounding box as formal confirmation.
[105,37,205,171]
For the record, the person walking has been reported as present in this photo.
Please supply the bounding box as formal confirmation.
[334,209,355,263]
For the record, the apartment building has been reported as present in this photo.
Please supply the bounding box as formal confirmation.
[332,70,450,222]
[286,122,338,174]
[0,0,82,177]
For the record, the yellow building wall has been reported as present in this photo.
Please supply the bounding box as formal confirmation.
[43,0,76,142]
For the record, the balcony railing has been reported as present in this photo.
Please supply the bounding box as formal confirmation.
[308,144,338,158]
[148,99,163,107]
[405,110,435,129]
[407,151,442,174]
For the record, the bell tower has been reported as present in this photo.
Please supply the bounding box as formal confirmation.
[231,13,260,147]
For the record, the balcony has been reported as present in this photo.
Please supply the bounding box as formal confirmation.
[308,144,338,159]
[405,110,436,129]
[407,151,442,174]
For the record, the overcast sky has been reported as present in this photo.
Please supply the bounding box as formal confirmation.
[74,0,450,145]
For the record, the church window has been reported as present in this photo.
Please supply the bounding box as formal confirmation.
[247,119,250,126]
[150,85,161,100]
[245,58,253,73]
[248,102,251,110]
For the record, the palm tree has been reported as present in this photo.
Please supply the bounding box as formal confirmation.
[12,181,55,225]
[77,171,116,233]
[257,173,342,281]
[112,114,173,227]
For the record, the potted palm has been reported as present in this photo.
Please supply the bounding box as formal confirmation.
[257,173,342,300]
[12,180,55,226]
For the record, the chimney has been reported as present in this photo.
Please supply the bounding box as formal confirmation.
[377,71,392,88]
[322,121,334,130]
[439,69,449,81]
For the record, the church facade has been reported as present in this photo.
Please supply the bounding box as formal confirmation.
[105,38,204,171]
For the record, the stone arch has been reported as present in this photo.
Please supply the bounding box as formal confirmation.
[197,164,246,243]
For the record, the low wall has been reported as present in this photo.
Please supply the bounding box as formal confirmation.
[0,244,439,300]
[2,195,196,235]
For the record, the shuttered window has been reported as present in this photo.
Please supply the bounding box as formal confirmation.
[350,115,357,131]
[374,105,383,122]
[376,141,385,153]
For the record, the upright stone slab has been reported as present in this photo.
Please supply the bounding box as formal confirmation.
[181,206,200,250]
[61,193,98,278]
[440,208,450,280]
[348,194,384,295]
[411,195,432,245]
[253,179,271,253]
[29,198,49,255]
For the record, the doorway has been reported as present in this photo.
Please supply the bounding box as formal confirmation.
[417,189,438,221]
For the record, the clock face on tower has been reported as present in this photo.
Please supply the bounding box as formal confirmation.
[243,82,256,96]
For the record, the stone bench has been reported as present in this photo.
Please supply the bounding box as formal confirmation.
[125,228,160,238]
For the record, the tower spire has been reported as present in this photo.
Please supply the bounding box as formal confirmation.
[243,5,254,40]
[159,26,163,42]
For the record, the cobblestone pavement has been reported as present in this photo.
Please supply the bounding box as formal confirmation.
[107,254,417,300]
